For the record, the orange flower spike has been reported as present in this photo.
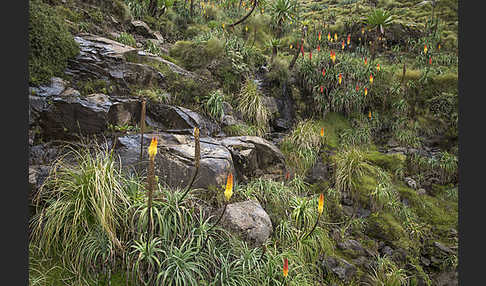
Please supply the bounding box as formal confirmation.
[341,40,345,50]
[361,27,365,35]
[368,111,372,120]
[376,63,380,71]
[347,34,351,45]
[364,57,368,65]
[318,31,322,41]
[369,74,374,85]
[224,173,234,202]
[317,45,320,52]
[364,87,368,96]
[283,258,289,278]
[309,50,312,60]
[148,136,158,160]
[424,44,428,54]
[327,32,331,41]
[320,127,324,137]
[318,193,324,215]
[338,73,342,85]
[320,86,324,93]
[356,84,359,92]
[429,57,432,65]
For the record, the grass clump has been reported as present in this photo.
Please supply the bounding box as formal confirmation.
[29,0,79,86]
[236,79,271,136]
[117,32,137,47]
[30,143,131,282]
[280,119,323,175]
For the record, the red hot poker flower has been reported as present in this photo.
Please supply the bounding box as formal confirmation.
[347,34,351,45]
[317,45,320,52]
[429,57,432,65]
[322,68,326,77]
[283,258,289,277]
[320,86,324,93]
[341,40,345,50]
[364,57,368,65]
[318,31,322,41]
[356,84,359,92]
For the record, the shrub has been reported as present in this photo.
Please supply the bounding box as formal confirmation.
[169,39,224,70]
[29,0,79,86]
[117,32,137,47]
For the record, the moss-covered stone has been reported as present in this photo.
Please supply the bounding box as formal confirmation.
[29,0,79,86]
[363,151,406,174]
[366,212,407,242]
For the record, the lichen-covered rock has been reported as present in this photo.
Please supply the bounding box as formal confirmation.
[321,256,357,282]
[115,133,234,190]
[220,200,273,246]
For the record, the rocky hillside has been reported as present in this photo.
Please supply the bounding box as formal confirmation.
[28,0,458,285]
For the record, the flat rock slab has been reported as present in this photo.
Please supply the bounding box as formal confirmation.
[115,133,234,190]
[221,200,273,246]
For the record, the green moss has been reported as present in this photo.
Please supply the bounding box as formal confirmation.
[397,184,458,235]
[363,151,406,174]
[29,0,79,86]
[319,112,352,150]
[366,212,407,242]
[169,39,224,71]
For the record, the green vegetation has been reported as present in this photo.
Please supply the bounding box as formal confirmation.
[29,0,459,284]
[29,0,79,85]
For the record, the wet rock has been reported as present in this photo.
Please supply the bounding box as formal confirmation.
[221,200,273,246]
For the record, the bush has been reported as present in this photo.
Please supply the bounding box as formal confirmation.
[237,79,271,136]
[29,0,79,86]
[117,32,137,47]
[169,39,224,70]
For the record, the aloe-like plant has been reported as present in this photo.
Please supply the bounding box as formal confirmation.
[269,0,298,37]
[366,8,394,35]
[204,91,225,121]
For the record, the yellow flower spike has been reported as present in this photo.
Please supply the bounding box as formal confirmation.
[424,44,428,54]
[222,23,225,29]
[364,87,368,96]
[245,25,248,32]
[148,136,158,160]
[327,32,331,41]
[338,73,342,85]
[318,193,324,215]
[376,63,380,71]
[334,33,338,41]
[224,173,234,202]
[369,74,374,85]
[290,44,293,49]
[283,258,289,278]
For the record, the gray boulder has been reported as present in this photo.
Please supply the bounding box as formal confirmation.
[220,200,273,245]
[115,133,234,190]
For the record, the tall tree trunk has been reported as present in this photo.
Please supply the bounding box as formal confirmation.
[190,0,194,17]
